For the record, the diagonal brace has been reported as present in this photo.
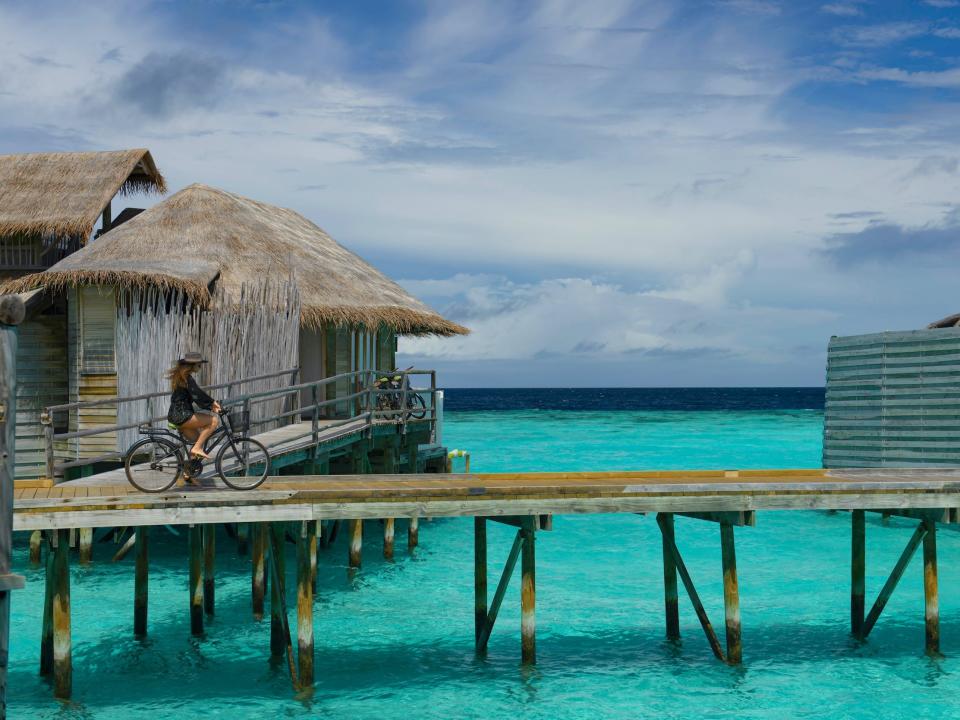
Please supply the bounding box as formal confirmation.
[475,527,524,652]
[860,521,927,639]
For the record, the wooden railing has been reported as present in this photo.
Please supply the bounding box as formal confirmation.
[39,367,440,480]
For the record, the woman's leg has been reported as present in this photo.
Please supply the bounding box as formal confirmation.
[180,414,219,457]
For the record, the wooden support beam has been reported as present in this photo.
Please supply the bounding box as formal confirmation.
[267,522,299,689]
[29,530,41,567]
[520,517,536,665]
[923,519,939,655]
[51,529,71,699]
[203,524,215,615]
[875,508,950,523]
[678,511,755,527]
[383,518,395,560]
[188,525,203,636]
[78,528,93,564]
[476,528,523,652]
[408,517,419,551]
[252,523,266,621]
[488,515,553,531]
[474,518,487,647]
[269,523,287,657]
[656,513,725,661]
[296,521,315,686]
[720,522,741,664]
[111,532,136,563]
[134,527,148,638]
[310,520,319,593]
[851,510,865,637]
[348,519,362,569]
[861,521,927,639]
[237,523,249,556]
[661,513,680,640]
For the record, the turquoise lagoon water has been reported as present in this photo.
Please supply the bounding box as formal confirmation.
[9,405,960,719]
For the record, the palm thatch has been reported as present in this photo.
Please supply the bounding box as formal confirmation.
[3,183,467,337]
[928,313,960,329]
[0,149,165,239]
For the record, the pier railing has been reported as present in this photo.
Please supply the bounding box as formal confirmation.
[39,367,439,481]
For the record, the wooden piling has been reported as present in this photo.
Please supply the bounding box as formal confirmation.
[310,520,319,592]
[661,513,680,640]
[720,522,741,664]
[851,509,865,637]
[408,516,419,551]
[40,534,53,676]
[78,528,93,564]
[296,521,315,685]
[474,518,487,648]
[51,529,71,699]
[383,518,395,560]
[237,523,249,556]
[188,525,203,636]
[203,524,215,615]
[348,519,362,569]
[29,530,41,566]
[520,518,536,665]
[134,527,148,638]
[923,519,939,655]
[252,523,266,620]
[270,523,286,657]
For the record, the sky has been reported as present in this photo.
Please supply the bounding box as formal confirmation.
[1,0,959,387]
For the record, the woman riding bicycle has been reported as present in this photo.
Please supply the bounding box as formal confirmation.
[166,352,222,460]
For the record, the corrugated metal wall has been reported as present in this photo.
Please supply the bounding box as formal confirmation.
[824,328,960,467]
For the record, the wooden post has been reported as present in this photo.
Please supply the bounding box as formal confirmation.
[270,523,286,657]
[203,524,215,616]
[474,518,487,648]
[189,525,203,636]
[40,534,53,676]
[851,510,865,637]
[923,519,939,655]
[661,513,680,640]
[311,520,319,592]
[29,530,41,566]
[408,517,419,551]
[383,519,395,560]
[237,523,249,556]
[862,522,926,638]
[77,528,93,564]
[252,523,266,620]
[348,519,362,569]
[51,529,71,699]
[720,522,741,664]
[134,527,148,638]
[520,518,536,665]
[297,521,315,686]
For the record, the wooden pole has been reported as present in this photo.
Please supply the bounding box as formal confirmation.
[270,523,286,657]
[203,524,215,616]
[661,512,680,640]
[188,525,203,636]
[134,527,148,638]
[52,529,71,699]
[408,517,419,551]
[520,518,536,665]
[310,520,319,593]
[78,528,93,564]
[297,521,315,686]
[40,534,53,676]
[851,510,865,638]
[237,523,249,556]
[720,522,741,664]
[474,518,487,649]
[252,523,266,620]
[476,530,523,652]
[923,519,939,655]
[383,518,395,560]
[348,519,362,569]
[29,530,41,566]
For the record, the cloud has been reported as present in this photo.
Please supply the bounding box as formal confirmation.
[907,155,959,178]
[21,54,70,68]
[856,65,960,87]
[924,0,960,7]
[833,22,928,46]
[820,208,960,267]
[820,3,863,17]
[115,52,228,117]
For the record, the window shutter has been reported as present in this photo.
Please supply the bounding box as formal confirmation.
[80,286,116,373]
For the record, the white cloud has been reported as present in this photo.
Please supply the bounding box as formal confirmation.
[820,3,863,17]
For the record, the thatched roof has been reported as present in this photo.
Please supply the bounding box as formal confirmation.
[928,313,960,329]
[2,183,467,336]
[0,149,165,239]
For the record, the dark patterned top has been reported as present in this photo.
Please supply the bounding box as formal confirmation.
[167,375,215,426]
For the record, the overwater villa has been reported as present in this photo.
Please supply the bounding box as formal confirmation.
[0,149,466,482]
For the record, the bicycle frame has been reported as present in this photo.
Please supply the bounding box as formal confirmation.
[139,409,245,460]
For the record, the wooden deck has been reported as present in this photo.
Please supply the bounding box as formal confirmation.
[14,467,960,531]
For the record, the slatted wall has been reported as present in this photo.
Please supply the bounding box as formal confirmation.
[824,328,960,467]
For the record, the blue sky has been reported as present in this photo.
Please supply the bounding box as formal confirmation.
[2,0,960,386]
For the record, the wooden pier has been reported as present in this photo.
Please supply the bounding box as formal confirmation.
[13,467,960,699]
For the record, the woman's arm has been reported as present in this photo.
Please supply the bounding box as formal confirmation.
[188,375,216,410]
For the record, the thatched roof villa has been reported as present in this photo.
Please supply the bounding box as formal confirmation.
[0,150,465,480]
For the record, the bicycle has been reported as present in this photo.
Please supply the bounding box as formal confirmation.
[124,408,270,493]
[374,370,427,421]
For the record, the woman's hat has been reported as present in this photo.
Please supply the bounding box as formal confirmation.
[178,351,209,365]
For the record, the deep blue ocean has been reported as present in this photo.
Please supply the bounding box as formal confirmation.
[12,387,960,720]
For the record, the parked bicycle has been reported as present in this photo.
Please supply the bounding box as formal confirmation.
[374,368,427,420]
[124,407,270,493]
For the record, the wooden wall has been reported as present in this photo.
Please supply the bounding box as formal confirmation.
[824,328,960,467]
[14,313,67,479]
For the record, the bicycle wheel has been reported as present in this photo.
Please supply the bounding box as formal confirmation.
[406,393,427,420]
[125,438,184,493]
[216,437,270,490]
